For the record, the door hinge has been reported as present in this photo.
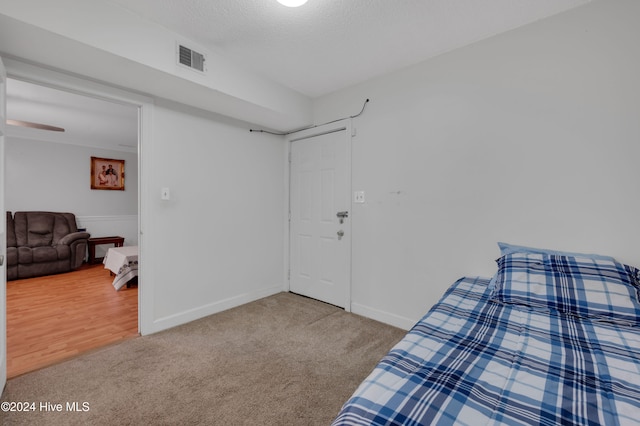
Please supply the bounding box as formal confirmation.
[288,152,292,163]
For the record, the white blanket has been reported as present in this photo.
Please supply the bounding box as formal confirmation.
[103,246,138,291]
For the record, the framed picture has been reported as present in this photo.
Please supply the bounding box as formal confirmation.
[91,157,125,190]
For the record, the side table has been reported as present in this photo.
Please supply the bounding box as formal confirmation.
[88,236,125,264]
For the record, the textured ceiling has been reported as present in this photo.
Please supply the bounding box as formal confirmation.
[6,0,592,150]
[109,0,591,98]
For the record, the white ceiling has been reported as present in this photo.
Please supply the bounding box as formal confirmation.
[5,0,591,151]
[6,78,139,152]
[109,0,591,98]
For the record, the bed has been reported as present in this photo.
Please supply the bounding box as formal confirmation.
[103,245,139,291]
[332,244,640,425]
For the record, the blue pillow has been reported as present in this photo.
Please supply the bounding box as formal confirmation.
[489,252,640,326]
[487,243,618,295]
[497,242,616,262]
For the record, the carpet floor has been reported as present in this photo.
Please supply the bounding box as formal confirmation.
[0,292,405,425]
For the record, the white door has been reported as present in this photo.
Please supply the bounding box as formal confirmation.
[0,57,7,390]
[289,127,351,308]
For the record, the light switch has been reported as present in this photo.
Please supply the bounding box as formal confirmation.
[161,187,170,200]
[354,191,365,203]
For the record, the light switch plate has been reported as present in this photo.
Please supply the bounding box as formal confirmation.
[354,191,365,203]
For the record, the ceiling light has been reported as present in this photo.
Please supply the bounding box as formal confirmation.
[277,0,308,7]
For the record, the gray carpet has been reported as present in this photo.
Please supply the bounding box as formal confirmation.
[0,292,405,425]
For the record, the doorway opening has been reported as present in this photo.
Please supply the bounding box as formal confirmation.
[5,77,141,377]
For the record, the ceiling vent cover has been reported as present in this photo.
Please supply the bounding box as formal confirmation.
[178,44,206,72]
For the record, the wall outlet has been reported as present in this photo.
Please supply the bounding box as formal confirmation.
[354,191,365,203]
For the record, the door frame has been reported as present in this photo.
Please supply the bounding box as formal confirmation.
[284,119,353,311]
[0,57,7,392]
[2,57,154,335]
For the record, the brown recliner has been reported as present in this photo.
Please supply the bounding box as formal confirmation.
[6,211,90,280]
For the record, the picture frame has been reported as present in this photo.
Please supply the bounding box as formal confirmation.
[91,157,125,190]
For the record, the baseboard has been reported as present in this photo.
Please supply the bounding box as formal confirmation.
[147,284,284,334]
[351,302,416,331]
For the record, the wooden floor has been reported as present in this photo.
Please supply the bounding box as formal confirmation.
[6,263,139,378]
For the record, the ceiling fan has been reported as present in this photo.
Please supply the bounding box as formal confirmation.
[6,119,65,132]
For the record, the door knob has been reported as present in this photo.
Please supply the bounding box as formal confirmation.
[337,230,344,240]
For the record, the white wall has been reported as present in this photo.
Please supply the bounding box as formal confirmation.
[3,58,286,337]
[6,137,138,214]
[4,0,639,336]
[314,0,640,329]
[141,101,285,332]
[5,137,138,250]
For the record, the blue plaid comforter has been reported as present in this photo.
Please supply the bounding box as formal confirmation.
[332,277,640,425]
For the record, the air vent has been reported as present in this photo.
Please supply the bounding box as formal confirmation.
[178,44,206,72]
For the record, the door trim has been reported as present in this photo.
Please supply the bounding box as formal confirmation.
[284,119,352,311]
[0,56,7,392]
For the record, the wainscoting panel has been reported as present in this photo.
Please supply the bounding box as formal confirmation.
[77,215,138,259]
